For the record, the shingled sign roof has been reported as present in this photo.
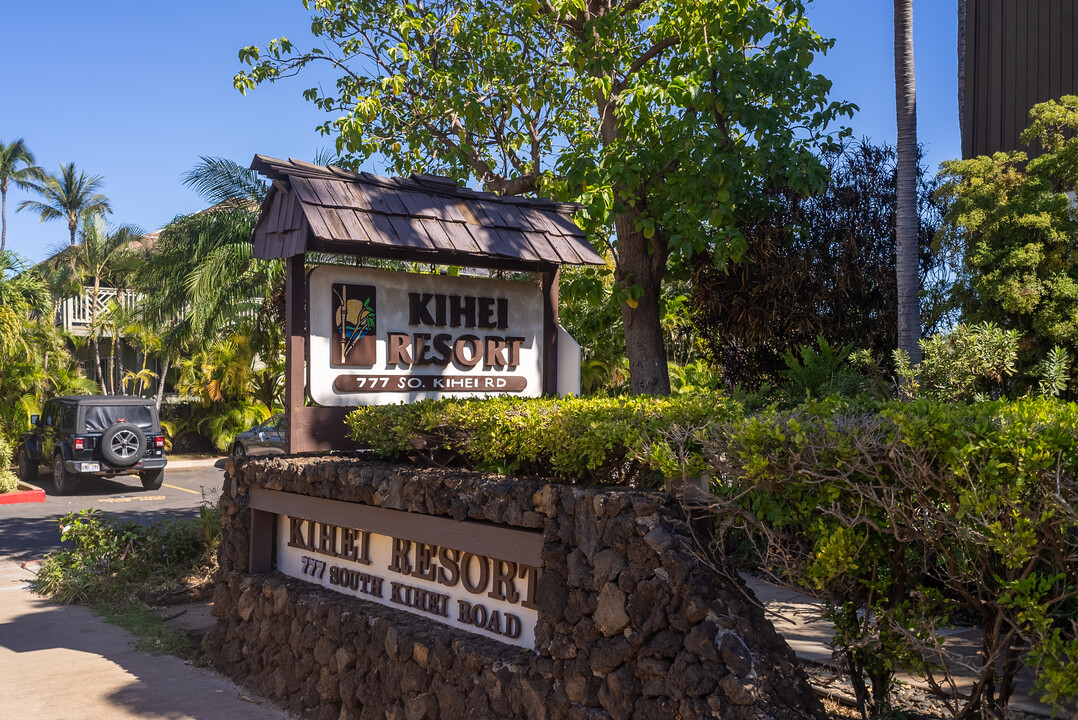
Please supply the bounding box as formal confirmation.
[249,155,603,268]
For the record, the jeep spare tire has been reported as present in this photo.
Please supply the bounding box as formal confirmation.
[100,422,146,467]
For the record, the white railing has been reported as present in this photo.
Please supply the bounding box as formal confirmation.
[57,286,262,337]
[58,286,141,336]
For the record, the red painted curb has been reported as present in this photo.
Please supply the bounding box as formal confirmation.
[0,482,46,505]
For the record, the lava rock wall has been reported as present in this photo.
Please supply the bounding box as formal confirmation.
[211,457,821,720]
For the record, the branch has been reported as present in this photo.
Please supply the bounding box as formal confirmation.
[613,35,680,95]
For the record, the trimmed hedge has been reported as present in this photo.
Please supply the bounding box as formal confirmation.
[348,393,1078,716]
[346,393,740,485]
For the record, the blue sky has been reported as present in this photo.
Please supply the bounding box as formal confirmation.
[1,0,958,265]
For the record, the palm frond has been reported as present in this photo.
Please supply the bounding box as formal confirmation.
[182,157,268,205]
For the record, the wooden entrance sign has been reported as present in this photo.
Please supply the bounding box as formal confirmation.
[249,156,603,453]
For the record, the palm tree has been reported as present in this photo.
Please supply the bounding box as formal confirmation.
[0,250,50,355]
[135,156,281,408]
[47,216,141,390]
[895,0,922,367]
[0,139,44,252]
[18,162,111,247]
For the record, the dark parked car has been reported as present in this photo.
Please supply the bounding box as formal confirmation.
[16,396,167,494]
[231,413,286,458]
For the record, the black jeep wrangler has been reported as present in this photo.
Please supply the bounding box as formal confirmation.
[16,396,168,494]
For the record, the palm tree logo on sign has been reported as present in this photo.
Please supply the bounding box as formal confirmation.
[332,283,376,366]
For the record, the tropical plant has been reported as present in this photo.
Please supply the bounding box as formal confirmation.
[0,250,96,442]
[236,0,855,394]
[17,162,111,247]
[937,96,1078,375]
[709,398,1078,719]
[0,139,44,252]
[0,250,50,355]
[180,156,267,206]
[0,436,19,492]
[894,322,1073,402]
[174,335,272,451]
[779,336,859,402]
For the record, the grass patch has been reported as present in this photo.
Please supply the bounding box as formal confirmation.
[97,601,198,658]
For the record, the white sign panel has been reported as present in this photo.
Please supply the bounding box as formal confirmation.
[308,266,544,405]
[276,514,539,648]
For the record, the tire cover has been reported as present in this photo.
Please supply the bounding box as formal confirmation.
[100,422,146,467]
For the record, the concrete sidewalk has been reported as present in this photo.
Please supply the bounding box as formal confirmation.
[0,558,292,720]
[167,457,227,470]
[742,573,1057,717]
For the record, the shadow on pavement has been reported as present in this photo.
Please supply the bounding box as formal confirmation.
[0,583,287,720]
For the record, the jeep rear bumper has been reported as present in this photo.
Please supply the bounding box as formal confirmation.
[65,457,167,474]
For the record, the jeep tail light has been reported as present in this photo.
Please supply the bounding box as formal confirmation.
[155,436,165,449]
[74,437,85,451]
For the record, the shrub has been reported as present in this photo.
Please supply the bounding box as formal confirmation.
[34,508,214,605]
[346,393,740,486]
[707,397,1078,719]
[0,435,19,493]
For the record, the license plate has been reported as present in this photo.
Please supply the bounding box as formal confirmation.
[82,463,100,472]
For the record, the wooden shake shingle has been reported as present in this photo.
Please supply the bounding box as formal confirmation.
[250,155,602,269]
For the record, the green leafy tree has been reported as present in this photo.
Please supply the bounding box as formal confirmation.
[0,139,44,252]
[938,96,1078,374]
[235,0,854,394]
[18,162,111,247]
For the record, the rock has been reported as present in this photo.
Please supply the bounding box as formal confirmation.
[412,641,430,669]
[720,633,754,679]
[642,526,676,553]
[594,583,629,636]
[314,637,336,669]
[718,674,756,706]
[566,549,591,587]
[589,636,630,675]
[592,549,627,587]
[597,668,640,720]
[237,587,257,622]
[684,621,720,663]
[335,647,356,672]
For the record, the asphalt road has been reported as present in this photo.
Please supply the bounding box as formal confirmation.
[0,460,228,560]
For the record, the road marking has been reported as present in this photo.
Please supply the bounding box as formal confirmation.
[163,483,202,495]
[99,495,167,503]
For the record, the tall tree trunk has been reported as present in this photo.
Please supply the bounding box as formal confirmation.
[114,336,125,395]
[894,0,922,366]
[614,202,671,395]
[91,278,104,391]
[155,355,171,411]
[595,76,671,395]
[69,218,77,247]
[1,185,7,253]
